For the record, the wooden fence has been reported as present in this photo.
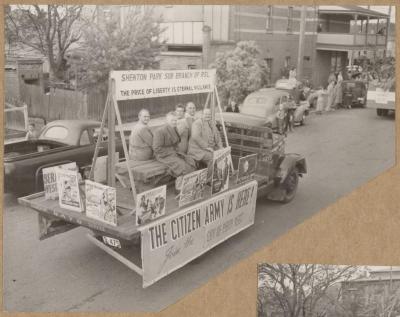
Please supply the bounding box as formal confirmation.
[13,82,209,124]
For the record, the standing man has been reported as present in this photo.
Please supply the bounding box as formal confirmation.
[25,123,38,140]
[153,112,196,178]
[188,108,223,174]
[129,109,153,161]
[177,101,196,154]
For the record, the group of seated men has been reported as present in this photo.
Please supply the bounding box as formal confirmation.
[128,102,223,182]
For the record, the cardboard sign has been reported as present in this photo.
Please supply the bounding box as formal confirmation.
[211,147,232,195]
[56,169,83,212]
[179,168,208,207]
[110,69,216,100]
[139,180,258,288]
[43,163,77,200]
[85,180,118,226]
[237,154,258,184]
[136,185,167,226]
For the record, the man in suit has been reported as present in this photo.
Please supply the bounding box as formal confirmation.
[188,108,223,174]
[153,112,196,178]
[129,109,153,161]
[177,101,197,154]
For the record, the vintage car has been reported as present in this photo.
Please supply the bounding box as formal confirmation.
[342,80,367,107]
[4,120,122,195]
[236,88,308,130]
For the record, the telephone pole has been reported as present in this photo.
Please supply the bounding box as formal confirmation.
[296,6,307,81]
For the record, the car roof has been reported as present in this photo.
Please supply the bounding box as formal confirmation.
[45,120,101,129]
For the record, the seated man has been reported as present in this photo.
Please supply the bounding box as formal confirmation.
[153,111,196,178]
[129,109,153,161]
[176,102,196,154]
[188,108,223,174]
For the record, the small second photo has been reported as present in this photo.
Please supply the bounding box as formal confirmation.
[257,263,400,317]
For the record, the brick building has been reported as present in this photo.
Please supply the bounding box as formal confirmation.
[152,5,389,87]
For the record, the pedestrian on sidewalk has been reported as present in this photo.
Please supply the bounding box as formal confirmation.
[326,81,336,112]
[333,71,343,108]
[315,87,325,115]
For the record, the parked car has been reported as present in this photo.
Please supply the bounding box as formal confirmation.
[342,80,367,107]
[235,88,308,130]
[4,120,123,195]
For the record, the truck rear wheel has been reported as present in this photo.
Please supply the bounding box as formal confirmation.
[281,168,299,203]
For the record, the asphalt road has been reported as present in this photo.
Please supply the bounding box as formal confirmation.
[3,108,395,312]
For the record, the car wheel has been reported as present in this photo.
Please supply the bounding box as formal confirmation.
[280,168,299,203]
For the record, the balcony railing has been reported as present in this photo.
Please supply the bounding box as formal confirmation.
[317,33,387,47]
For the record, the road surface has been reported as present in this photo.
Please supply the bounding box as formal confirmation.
[3,108,395,312]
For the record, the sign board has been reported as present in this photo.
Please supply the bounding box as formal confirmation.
[139,180,258,288]
[110,69,216,101]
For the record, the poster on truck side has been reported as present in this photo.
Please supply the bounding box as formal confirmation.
[139,180,258,288]
[136,185,167,226]
[56,168,83,212]
[85,180,117,226]
[211,147,231,195]
[43,162,78,200]
[179,168,208,207]
[237,154,258,184]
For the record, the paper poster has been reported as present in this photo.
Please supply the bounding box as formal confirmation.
[85,180,117,226]
[237,154,258,184]
[43,162,77,200]
[94,152,119,183]
[211,147,231,195]
[56,168,83,212]
[136,185,167,226]
[179,168,208,207]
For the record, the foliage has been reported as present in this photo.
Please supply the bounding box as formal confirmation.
[5,5,85,80]
[211,41,270,105]
[75,7,163,93]
[257,264,359,317]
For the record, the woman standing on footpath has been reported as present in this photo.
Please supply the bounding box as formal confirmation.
[333,71,343,108]
[326,80,336,112]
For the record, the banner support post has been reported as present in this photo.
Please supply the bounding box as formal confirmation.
[89,90,110,180]
[110,78,138,205]
[107,79,116,188]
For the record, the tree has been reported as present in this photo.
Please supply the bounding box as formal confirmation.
[75,6,163,92]
[258,264,359,317]
[211,41,270,106]
[5,5,85,80]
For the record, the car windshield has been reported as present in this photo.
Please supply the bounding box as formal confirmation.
[241,96,275,117]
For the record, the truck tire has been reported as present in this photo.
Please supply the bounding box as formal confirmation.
[281,167,299,203]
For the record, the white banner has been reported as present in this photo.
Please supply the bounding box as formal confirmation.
[139,180,258,288]
[110,69,216,100]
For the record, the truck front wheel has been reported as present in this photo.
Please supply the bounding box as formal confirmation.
[281,168,299,203]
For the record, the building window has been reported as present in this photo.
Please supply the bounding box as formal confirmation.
[287,6,293,32]
[264,58,273,83]
[188,64,196,69]
[266,6,273,31]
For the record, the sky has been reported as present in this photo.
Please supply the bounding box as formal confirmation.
[362,5,396,22]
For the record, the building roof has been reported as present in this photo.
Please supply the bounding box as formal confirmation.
[318,5,389,19]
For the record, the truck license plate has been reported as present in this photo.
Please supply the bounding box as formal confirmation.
[102,236,121,249]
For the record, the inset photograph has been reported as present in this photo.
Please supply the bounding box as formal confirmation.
[258,263,400,317]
